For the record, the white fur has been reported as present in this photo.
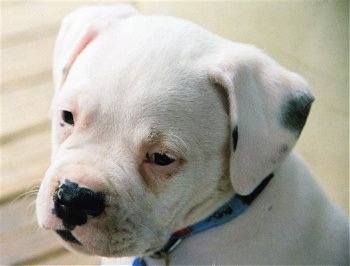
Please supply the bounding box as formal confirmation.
[36,4,349,265]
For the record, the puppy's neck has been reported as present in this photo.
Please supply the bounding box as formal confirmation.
[179,176,234,230]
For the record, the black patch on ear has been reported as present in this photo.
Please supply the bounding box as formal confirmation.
[280,93,314,136]
[232,126,238,151]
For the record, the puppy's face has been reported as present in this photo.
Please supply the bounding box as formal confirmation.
[36,7,313,258]
[36,19,231,257]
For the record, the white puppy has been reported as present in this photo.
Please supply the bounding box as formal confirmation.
[36,5,349,265]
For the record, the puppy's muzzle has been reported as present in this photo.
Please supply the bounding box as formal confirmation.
[52,179,106,231]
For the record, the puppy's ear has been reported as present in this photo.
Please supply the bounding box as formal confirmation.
[53,5,138,90]
[209,44,314,195]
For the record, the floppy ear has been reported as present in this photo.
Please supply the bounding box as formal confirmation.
[209,44,314,195]
[53,4,138,90]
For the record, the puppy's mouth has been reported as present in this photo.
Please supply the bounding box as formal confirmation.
[56,229,82,245]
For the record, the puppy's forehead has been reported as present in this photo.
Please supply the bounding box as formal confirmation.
[73,21,210,110]
[59,15,227,149]
[79,15,214,85]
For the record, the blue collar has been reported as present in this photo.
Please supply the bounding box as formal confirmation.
[133,174,274,266]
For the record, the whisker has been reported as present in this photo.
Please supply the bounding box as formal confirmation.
[13,186,40,201]
[9,184,41,214]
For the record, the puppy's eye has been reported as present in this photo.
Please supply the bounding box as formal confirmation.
[147,153,176,166]
[61,110,74,125]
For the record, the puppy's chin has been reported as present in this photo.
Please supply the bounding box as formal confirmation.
[55,228,150,258]
[58,236,117,257]
[56,233,92,255]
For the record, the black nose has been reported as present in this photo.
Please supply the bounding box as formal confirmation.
[53,179,106,230]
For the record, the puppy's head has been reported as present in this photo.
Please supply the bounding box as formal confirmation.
[36,5,314,257]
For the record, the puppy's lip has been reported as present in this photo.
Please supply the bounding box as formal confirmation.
[56,229,82,245]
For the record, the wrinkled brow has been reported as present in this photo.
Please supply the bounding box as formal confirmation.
[146,131,188,156]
